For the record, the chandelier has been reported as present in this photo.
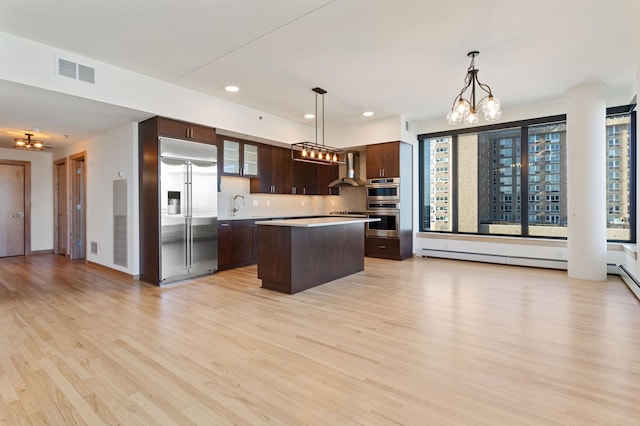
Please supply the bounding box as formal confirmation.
[446,51,501,125]
[14,133,44,150]
[291,87,345,165]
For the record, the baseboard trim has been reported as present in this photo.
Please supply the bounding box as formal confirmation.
[421,248,568,270]
[30,249,54,255]
[618,265,640,300]
[87,261,137,281]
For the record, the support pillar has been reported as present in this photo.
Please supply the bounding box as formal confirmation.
[567,83,607,281]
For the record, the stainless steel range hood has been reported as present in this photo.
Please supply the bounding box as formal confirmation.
[328,151,366,187]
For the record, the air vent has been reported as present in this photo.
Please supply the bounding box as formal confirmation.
[57,57,95,84]
[58,58,77,79]
[78,64,95,83]
[90,241,99,254]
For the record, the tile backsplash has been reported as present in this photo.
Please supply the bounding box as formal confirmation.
[218,176,366,218]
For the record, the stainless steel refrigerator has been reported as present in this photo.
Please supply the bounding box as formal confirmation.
[159,137,218,283]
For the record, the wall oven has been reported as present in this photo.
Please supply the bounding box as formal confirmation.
[366,178,400,202]
[366,202,400,238]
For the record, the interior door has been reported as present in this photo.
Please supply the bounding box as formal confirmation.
[70,155,86,260]
[55,162,68,255]
[0,164,25,257]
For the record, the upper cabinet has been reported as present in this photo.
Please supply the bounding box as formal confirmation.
[366,142,400,178]
[250,145,292,194]
[221,137,259,178]
[316,164,340,196]
[156,117,216,144]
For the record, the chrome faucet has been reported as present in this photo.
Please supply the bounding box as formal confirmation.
[232,194,245,216]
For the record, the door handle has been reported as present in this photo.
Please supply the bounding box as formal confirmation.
[13,212,24,218]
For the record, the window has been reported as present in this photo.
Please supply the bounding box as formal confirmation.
[419,108,635,242]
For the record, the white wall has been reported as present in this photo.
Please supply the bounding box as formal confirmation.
[52,123,139,275]
[0,31,313,145]
[0,148,53,251]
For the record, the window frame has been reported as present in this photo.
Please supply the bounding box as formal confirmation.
[418,105,636,242]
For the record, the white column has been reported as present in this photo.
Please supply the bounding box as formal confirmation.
[566,83,607,281]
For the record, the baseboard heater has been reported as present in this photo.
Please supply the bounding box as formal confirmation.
[421,248,568,270]
[618,264,640,300]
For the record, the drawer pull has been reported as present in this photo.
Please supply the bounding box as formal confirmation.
[378,245,386,249]
[220,223,230,227]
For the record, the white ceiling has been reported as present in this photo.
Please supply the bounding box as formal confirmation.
[0,0,638,149]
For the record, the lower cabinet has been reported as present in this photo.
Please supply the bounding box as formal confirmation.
[217,220,259,271]
[365,236,412,261]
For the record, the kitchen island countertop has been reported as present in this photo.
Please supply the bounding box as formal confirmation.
[255,217,378,228]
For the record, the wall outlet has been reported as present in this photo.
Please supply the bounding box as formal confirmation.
[252,200,258,206]
[331,200,335,206]
[301,200,305,206]
[266,200,270,207]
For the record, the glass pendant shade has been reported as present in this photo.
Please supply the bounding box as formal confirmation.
[446,51,501,126]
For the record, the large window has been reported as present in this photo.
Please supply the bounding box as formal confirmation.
[419,107,636,242]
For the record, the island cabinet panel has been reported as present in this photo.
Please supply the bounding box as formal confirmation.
[258,222,365,294]
[366,141,400,178]
[250,145,292,194]
[217,219,258,271]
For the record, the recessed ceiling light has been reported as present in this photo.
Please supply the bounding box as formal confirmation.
[225,85,239,92]
[304,113,315,119]
[362,111,374,117]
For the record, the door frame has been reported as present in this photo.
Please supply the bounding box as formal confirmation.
[69,152,87,260]
[53,158,68,256]
[0,159,31,255]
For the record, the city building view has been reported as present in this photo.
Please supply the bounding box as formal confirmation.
[422,114,632,240]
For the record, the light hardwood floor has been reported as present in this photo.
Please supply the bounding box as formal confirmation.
[0,254,639,425]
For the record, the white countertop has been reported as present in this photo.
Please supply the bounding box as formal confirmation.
[218,214,323,221]
[255,217,379,228]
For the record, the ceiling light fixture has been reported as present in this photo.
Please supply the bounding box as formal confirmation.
[304,113,315,119]
[224,85,239,92]
[292,87,345,165]
[446,51,501,125]
[14,133,44,151]
[362,111,374,117]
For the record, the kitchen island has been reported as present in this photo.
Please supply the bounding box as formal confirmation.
[256,217,378,294]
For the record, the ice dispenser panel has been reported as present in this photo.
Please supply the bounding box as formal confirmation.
[168,191,181,215]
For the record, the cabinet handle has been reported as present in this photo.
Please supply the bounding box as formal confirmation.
[378,245,386,249]
[220,223,230,227]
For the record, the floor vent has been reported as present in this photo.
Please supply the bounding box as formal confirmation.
[57,57,95,84]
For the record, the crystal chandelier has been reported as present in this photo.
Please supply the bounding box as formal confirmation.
[291,87,345,165]
[446,51,501,125]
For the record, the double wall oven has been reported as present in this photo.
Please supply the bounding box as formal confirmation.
[366,178,400,238]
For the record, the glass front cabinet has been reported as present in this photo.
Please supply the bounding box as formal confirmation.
[222,138,259,178]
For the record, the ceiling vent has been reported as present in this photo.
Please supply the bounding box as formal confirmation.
[57,57,95,84]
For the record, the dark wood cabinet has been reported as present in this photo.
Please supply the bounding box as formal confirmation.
[366,141,400,178]
[220,136,259,177]
[217,219,259,271]
[250,145,292,194]
[317,164,340,195]
[365,141,413,261]
[157,117,216,144]
[292,161,318,195]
